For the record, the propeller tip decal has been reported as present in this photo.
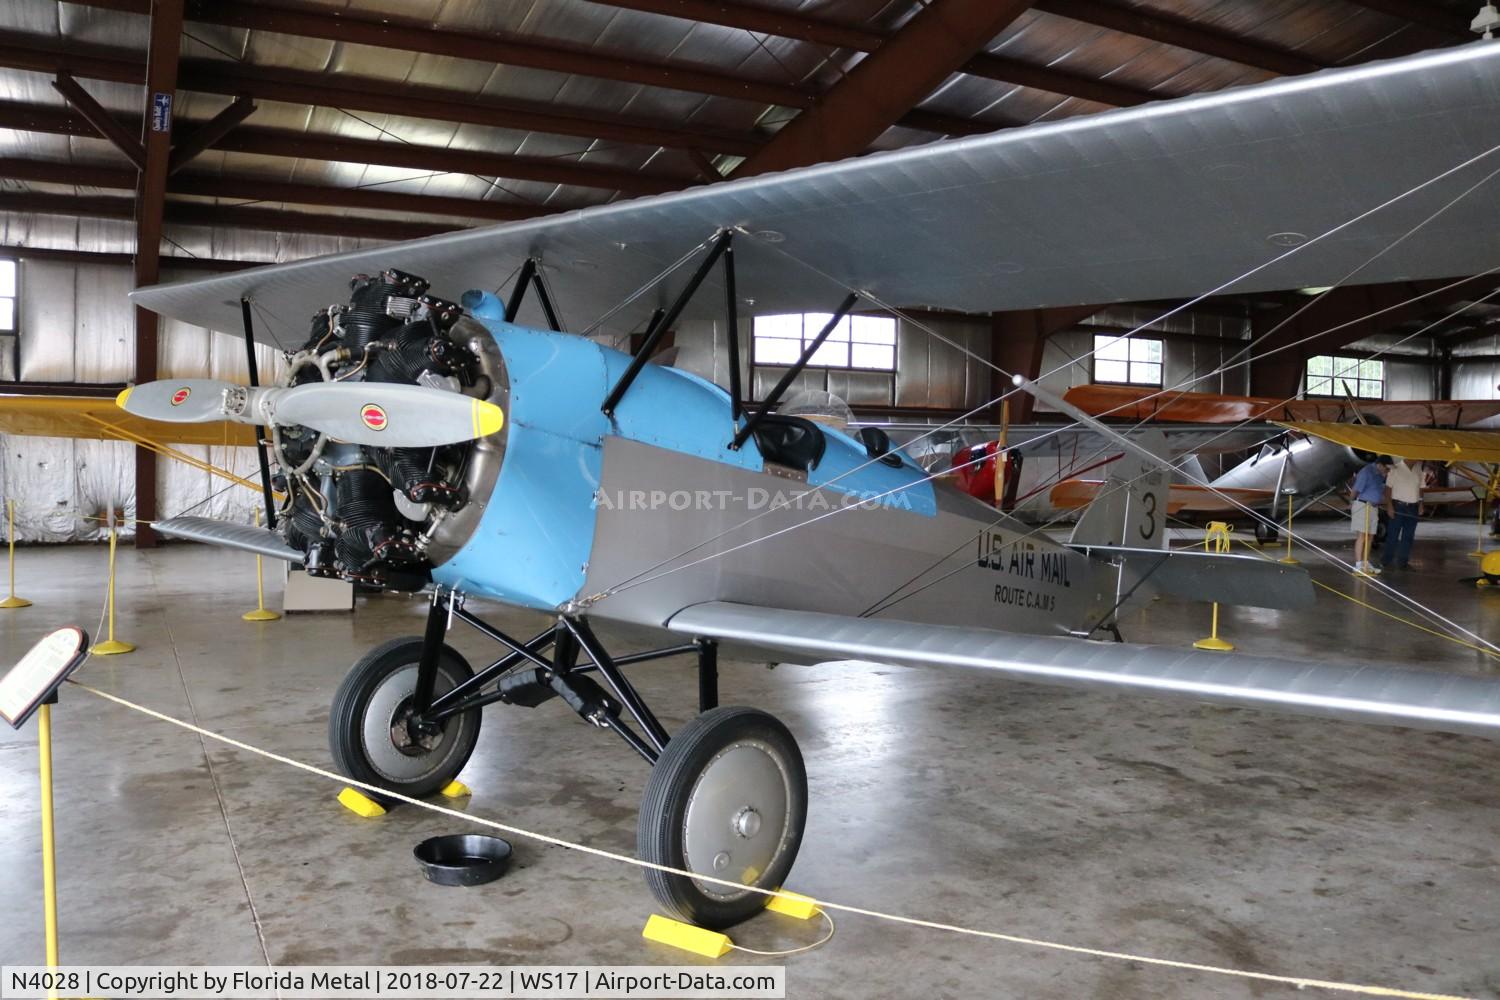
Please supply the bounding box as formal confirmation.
[360,403,388,432]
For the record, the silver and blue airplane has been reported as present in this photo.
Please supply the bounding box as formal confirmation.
[115,42,1500,927]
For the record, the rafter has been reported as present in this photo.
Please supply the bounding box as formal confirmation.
[1339,0,1474,41]
[1034,0,1322,77]
[591,0,1321,103]
[166,94,255,173]
[70,0,816,108]
[0,100,690,196]
[0,191,466,241]
[0,157,549,223]
[735,0,1037,177]
[0,31,768,158]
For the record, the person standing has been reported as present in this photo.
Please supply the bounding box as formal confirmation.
[1381,458,1423,570]
[1350,455,1392,575]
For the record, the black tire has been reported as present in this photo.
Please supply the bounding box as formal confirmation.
[329,637,481,801]
[1254,520,1278,546]
[638,706,807,930]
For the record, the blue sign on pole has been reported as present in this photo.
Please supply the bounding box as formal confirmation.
[150,92,172,133]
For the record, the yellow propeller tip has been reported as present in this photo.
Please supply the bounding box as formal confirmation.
[115,386,134,409]
[472,399,505,438]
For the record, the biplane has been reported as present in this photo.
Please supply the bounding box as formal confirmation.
[10,42,1500,928]
[934,384,1500,536]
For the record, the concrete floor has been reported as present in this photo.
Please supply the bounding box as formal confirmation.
[0,518,1497,999]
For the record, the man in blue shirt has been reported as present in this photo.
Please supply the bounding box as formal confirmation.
[1350,455,1392,575]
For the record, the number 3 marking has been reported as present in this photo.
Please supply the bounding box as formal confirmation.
[1139,491,1158,539]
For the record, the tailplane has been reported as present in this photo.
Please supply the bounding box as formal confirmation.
[1068,431,1168,549]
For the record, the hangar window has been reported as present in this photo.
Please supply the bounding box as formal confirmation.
[753,313,896,370]
[1092,334,1162,386]
[1305,355,1383,399]
[0,259,15,336]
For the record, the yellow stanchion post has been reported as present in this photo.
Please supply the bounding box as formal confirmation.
[242,509,280,622]
[1194,522,1234,652]
[1471,496,1487,558]
[1278,498,1298,566]
[0,499,31,608]
[37,701,59,975]
[89,513,134,656]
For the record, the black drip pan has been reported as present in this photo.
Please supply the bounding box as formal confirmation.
[414,834,513,887]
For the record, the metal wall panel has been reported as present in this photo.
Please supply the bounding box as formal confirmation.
[3,258,276,540]
[1384,359,1435,401]
[1453,361,1500,400]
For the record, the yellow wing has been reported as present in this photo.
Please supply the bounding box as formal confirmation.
[0,393,271,495]
[0,393,257,447]
[1275,421,1500,464]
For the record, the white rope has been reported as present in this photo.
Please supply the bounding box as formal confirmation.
[66,679,1473,1000]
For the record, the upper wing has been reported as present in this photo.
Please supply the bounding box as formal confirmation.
[0,394,258,448]
[131,44,1500,341]
[667,602,1500,739]
[1276,421,1500,463]
[1066,385,1500,427]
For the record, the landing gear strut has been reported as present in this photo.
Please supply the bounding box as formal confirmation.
[327,589,807,925]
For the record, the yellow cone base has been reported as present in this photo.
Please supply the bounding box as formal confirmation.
[1193,636,1234,652]
[766,890,821,920]
[242,608,281,621]
[1278,556,1299,565]
[0,595,31,608]
[642,915,732,958]
[337,787,387,818]
[90,638,135,655]
[440,780,471,799]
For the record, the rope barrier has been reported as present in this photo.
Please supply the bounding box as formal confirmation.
[65,679,1473,1000]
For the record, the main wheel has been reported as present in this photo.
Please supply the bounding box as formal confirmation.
[1254,520,1278,546]
[638,706,807,930]
[329,637,482,800]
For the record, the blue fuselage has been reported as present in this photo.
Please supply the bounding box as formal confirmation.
[429,293,935,612]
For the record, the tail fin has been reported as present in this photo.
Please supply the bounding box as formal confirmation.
[1068,431,1169,549]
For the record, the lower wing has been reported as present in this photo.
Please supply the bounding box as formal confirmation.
[667,602,1500,739]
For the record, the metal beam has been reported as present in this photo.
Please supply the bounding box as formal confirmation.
[0,243,257,272]
[133,0,185,549]
[1246,277,1489,397]
[1034,0,1322,76]
[961,52,1157,107]
[51,73,145,169]
[735,0,1037,177]
[0,156,547,223]
[1339,0,1474,41]
[69,0,815,109]
[593,0,1312,102]
[0,191,465,241]
[991,304,1101,423]
[0,31,766,158]
[166,94,255,173]
[0,100,687,197]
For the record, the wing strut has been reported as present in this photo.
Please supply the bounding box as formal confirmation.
[730,290,860,450]
[503,257,563,332]
[239,297,278,530]
[602,230,732,417]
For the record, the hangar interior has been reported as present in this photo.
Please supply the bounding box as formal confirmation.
[0,1,1498,998]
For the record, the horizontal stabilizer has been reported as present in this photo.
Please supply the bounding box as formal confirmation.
[1067,545,1314,610]
[667,602,1500,739]
[154,516,302,562]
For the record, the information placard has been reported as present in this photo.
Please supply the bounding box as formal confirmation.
[0,627,88,729]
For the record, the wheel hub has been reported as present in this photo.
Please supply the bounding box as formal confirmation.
[682,741,791,900]
[389,699,445,757]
